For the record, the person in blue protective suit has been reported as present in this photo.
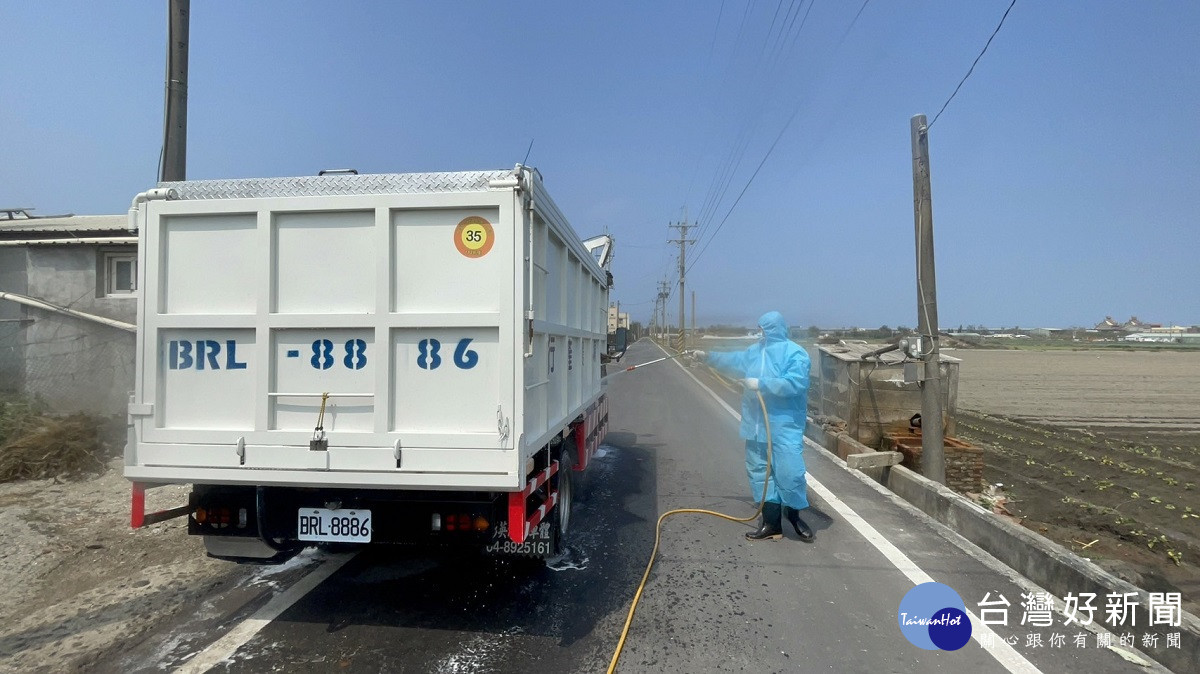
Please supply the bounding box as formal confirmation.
[688,311,815,542]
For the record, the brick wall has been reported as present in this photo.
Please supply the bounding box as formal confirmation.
[882,431,984,494]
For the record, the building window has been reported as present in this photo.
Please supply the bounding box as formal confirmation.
[102,251,137,296]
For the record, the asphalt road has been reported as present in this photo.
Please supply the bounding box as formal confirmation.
[107,339,1165,673]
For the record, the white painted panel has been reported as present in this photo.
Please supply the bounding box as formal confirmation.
[328,447,395,471]
[158,329,256,430]
[566,255,579,329]
[161,214,257,314]
[244,445,331,470]
[532,217,547,319]
[547,334,564,423]
[524,333,548,440]
[392,208,502,313]
[569,337,581,410]
[545,235,563,324]
[392,327,500,436]
[271,329,375,432]
[139,443,241,468]
[274,211,374,314]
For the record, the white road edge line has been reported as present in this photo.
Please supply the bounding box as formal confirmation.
[661,343,1040,674]
[174,552,356,674]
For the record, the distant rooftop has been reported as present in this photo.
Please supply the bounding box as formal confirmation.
[0,213,129,235]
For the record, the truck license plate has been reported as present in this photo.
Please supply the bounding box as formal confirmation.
[297,508,372,543]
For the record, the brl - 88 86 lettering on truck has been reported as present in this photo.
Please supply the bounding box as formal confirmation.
[124,167,611,563]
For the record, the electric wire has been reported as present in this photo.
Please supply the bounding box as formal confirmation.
[687,100,804,275]
[836,0,871,48]
[783,0,817,55]
[689,0,821,257]
[688,0,886,275]
[929,0,1018,128]
[607,385,775,674]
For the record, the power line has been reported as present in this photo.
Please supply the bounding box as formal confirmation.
[687,0,886,275]
[687,101,804,274]
[692,1,815,246]
[929,0,1018,128]
[837,0,871,47]
[708,0,726,59]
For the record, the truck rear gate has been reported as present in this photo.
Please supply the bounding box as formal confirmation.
[125,168,609,557]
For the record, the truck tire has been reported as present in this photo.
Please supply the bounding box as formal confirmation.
[549,445,575,557]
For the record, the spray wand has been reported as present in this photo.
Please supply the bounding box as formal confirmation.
[602,352,689,380]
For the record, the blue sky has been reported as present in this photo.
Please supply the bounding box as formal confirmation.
[3,1,1197,330]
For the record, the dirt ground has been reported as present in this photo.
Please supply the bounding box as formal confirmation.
[0,458,246,673]
[950,348,1200,615]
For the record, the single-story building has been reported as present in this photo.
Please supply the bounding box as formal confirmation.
[0,212,137,414]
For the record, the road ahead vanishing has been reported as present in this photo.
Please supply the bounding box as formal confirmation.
[106,340,1163,673]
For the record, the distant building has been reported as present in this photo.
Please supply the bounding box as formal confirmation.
[0,213,136,413]
[1094,316,1162,333]
[1123,332,1200,345]
[607,305,629,332]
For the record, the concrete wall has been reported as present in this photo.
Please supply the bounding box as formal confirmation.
[14,246,137,414]
[0,248,30,393]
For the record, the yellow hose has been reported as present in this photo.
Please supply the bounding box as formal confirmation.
[606,390,774,674]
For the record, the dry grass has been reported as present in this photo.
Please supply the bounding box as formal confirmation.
[0,396,122,482]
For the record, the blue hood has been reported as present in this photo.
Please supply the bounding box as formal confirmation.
[758,311,789,343]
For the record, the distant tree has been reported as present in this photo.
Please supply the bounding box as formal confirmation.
[897,325,911,334]
[807,325,820,338]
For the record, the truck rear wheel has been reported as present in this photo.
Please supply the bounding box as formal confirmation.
[549,445,575,557]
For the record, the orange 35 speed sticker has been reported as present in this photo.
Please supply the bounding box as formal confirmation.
[454,216,495,258]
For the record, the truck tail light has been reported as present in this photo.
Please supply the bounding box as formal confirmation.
[435,513,483,533]
[195,507,207,523]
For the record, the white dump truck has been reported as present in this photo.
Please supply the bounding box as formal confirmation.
[124,167,611,562]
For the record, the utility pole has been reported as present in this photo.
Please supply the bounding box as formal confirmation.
[657,280,671,340]
[161,0,190,182]
[911,114,945,485]
[691,291,696,340]
[669,219,695,350]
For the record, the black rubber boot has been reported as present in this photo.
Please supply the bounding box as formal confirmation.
[785,506,815,542]
[746,502,783,541]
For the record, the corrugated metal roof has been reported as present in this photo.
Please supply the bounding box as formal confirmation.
[0,214,128,234]
[819,341,961,363]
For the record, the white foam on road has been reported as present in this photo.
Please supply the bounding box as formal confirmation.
[662,343,1040,674]
[173,552,356,673]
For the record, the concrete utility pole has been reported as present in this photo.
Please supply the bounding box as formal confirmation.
[161,0,190,182]
[691,290,696,339]
[657,280,671,340]
[911,114,945,485]
[669,219,695,350]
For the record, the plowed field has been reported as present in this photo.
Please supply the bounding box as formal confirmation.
[950,348,1200,613]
